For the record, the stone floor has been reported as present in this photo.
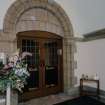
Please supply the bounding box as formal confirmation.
[19,93,74,105]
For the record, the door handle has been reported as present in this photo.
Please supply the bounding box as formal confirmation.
[40,60,45,67]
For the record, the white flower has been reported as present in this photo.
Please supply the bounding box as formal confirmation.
[16,80,24,92]
[14,68,24,76]
[0,49,31,92]
[21,52,32,60]
[9,55,19,66]
[14,68,29,77]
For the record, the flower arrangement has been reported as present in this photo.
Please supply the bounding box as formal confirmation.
[0,49,32,92]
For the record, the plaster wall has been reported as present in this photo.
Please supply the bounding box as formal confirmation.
[75,39,105,91]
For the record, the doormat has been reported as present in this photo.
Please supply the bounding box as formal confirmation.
[54,96,105,105]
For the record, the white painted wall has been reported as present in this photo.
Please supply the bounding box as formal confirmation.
[55,0,105,37]
[75,39,105,90]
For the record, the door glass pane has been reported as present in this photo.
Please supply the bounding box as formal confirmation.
[22,39,40,90]
[44,41,58,87]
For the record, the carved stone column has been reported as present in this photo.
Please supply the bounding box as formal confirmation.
[63,37,75,93]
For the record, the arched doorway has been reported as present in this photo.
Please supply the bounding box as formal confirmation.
[17,31,63,100]
[3,0,75,101]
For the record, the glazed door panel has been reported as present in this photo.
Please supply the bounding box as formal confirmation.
[44,41,58,87]
[19,37,63,101]
[21,39,40,90]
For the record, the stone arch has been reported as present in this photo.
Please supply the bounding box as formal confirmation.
[3,0,73,36]
[3,0,75,93]
[15,8,64,36]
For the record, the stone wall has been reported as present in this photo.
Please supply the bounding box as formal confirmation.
[0,31,17,56]
[16,8,64,36]
[0,0,75,96]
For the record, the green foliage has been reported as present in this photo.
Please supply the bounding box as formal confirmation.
[0,66,28,92]
[0,50,32,92]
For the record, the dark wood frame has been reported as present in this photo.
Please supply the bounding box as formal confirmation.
[17,31,63,101]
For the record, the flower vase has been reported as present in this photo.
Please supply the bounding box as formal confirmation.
[6,83,11,105]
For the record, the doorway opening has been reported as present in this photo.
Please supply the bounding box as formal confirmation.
[17,31,63,101]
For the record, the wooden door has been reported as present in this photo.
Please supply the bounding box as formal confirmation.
[42,39,63,96]
[17,31,63,101]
